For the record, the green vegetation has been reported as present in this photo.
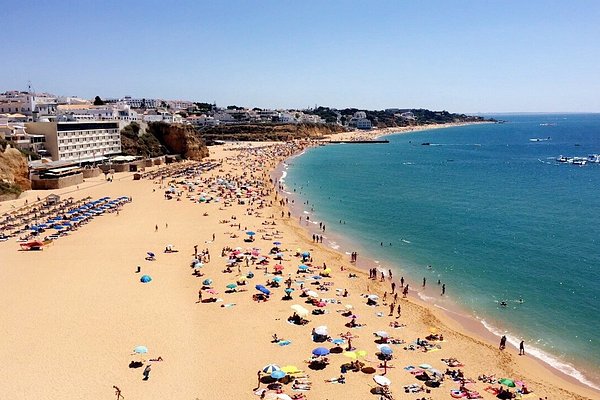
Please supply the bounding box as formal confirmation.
[93,96,105,106]
[193,102,214,113]
[199,123,345,142]
[0,181,23,197]
[0,137,40,160]
[305,107,491,128]
[120,122,164,157]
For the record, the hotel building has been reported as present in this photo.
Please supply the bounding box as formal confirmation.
[26,121,121,162]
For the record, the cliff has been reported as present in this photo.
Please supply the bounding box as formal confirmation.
[120,122,210,160]
[199,123,347,142]
[0,145,31,200]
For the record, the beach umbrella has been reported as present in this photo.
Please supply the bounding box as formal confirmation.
[262,364,281,374]
[367,294,379,301]
[270,370,286,380]
[52,224,64,230]
[378,345,393,356]
[305,290,319,298]
[147,252,155,258]
[226,283,238,290]
[375,330,389,338]
[312,347,330,356]
[290,304,309,317]
[281,365,301,374]
[133,345,148,354]
[302,251,310,257]
[298,265,309,271]
[273,241,282,246]
[246,231,256,236]
[255,285,270,295]
[343,351,358,360]
[332,338,345,346]
[202,279,213,286]
[206,289,219,294]
[373,375,391,386]
[284,288,294,294]
[314,326,328,336]
[272,276,283,283]
[194,262,204,269]
[419,363,432,369]
[140,275,152,283]
[274,264,284,271]
[498,378,516,387]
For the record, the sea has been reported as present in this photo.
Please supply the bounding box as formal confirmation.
[281,114,600,389]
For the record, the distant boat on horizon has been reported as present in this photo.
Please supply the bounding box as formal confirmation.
[529,137,551,142]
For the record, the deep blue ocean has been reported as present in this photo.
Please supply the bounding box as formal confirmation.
[283,114,600,388]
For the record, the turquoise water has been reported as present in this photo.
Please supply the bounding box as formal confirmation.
[283,114,600,388]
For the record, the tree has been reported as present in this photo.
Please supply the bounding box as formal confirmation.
[93,96,105,106]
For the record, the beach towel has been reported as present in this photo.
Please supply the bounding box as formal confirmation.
[278,340,291,346]
[221,303,236,308]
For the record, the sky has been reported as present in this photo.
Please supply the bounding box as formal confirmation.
[2,0,600,113]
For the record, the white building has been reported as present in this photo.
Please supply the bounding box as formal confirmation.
[26,121,121,162]
[278,112,297,123]
[355,118,372,129]
[186,114,219,127]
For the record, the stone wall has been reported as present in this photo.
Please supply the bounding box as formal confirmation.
[31,173,84,190]
[82,168,101,178]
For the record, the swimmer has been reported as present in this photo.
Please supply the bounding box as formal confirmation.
[500,301,508,307]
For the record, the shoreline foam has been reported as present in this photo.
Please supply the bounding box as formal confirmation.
[280,127,600,393]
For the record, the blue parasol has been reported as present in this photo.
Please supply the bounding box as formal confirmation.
[140,275,152,283]
[312,347,330,356]
[255,285,270,295]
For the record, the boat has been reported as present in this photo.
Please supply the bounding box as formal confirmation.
[587,154,600,163]
[529,137,551,142]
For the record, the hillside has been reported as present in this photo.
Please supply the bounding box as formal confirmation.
[199,123,347,142]
[120,122,209,160]
[0,142,31,200]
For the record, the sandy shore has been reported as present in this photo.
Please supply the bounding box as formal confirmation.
[0,139,598,400]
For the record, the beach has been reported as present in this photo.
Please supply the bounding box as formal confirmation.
[0,138,598,400]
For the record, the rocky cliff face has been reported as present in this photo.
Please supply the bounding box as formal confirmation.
[147,123,210,160]
[0,146,31,199]
[199,123,347,142]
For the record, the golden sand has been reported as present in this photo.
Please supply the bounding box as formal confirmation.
[0,137,597,400]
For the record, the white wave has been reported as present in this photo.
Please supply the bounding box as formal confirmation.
[479,319,600,390]
[280,170,287,181]
[303,211,310,214]
[328,242,340,250]
[417,292,436,302]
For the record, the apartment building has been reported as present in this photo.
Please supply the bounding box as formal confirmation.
[26,121,121,162]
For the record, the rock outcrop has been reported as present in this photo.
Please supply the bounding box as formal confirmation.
[121,122,210,160]
[199,123,347,142]
[147,123,210,160]
[0,145,31,200]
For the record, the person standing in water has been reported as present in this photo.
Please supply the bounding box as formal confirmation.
[519,340,525,355]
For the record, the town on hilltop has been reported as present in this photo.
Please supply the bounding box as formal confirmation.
[0,88,487,198]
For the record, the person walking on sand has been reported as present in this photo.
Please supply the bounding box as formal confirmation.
[388,303,394,316]
[198,290,203,303]
[155,224,158,232]
[142,364,151,380]
[113,386,124,400]
[499,335,507,350]
[519,340,525,355]
[396,303,401,318]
